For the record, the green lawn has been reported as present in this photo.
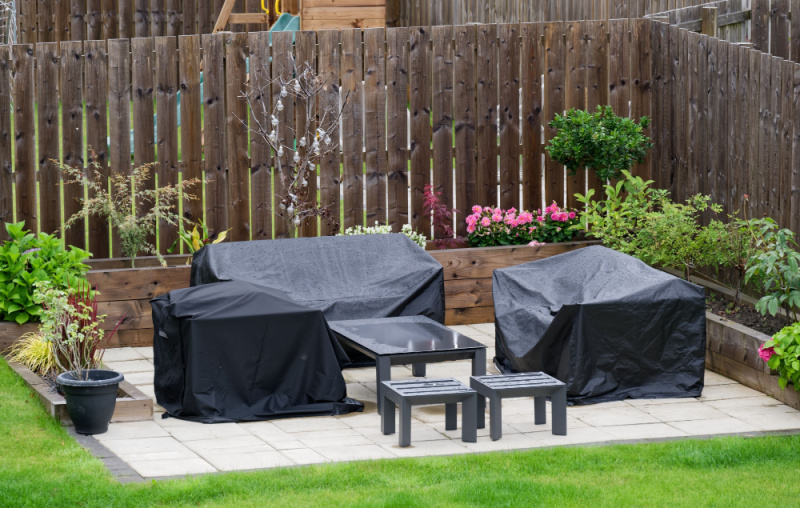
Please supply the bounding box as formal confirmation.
[2,356,800,507]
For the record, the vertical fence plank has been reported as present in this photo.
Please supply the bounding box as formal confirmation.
[103,0,118,39]
[757,53,771,220]
[768,57,783,223]
[18,0,37,43]
[0,48,10,239]
[108,39,131,256]
[272,30,294,237]
[705,37,719,223]
[521,22,542,211]
[36,43,61,236]
[317,30,341,236]
[733,45,748,214]
[70,0,87,42]
[295,31,317,237]
[119,0,133,38]
[198,1,213,35]
[225,32,250,243]
[544,22,566,206]
[132,37,155,171]
[156,36,180,251]
[793,0,800,63]
[87,0,102,40]
[748,50,761,216]
[498,23,521,210]
[151,0,166,37]
[55,0,71,42]
[476,23,497,209]
[455,24,477,234]
[728,43,741,214]
[608,19,630,118]
[432,25,454,234]
[247,31,272,240]
[364,28,387,229]
[714,38,729,219]
[752,0,769,52]
[780,60,793,229]
[166,0,181,36]
[202,34,228,237]
[792,62,800,234]
[674,27,688,203]
[183,0,197,34]
[771,0,790,60]
[38,0,54,42]
[13,45,36,232]
[85,40,109,258]
[341,29,364,232]
[564,21,585,208]
[177,36,202,232]
[61,41,85,249]
[631,18,652,182]
[386,27,409,232]
[410,26,432,236]
[135,0,149,37]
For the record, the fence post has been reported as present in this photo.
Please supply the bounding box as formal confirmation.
[701,7,718,38]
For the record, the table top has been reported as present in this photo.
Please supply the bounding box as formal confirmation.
[328,316,487,356]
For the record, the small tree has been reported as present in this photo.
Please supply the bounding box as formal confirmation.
[240,60,345,237]
[59,157,201,267]
[546,105,653,182]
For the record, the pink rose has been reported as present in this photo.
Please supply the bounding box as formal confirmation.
[467,223,476,233]
[472,205,482,214]
[759,344,776,362]
[568,211,576,219]
[481,217,491,227]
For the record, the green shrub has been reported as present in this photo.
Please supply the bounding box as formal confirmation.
[745,218,800,324]
[760,322,800,392]
[546,105,653,182]
[0,222,90,324]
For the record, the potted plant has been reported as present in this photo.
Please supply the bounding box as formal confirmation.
[36,282,124,435]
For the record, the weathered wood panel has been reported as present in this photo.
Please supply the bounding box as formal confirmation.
[364,28,387,229]
[61,41,85,249]
[454,24,478,234]
[476,23,497,209]
[409,26,432,236]
[386,27,409,232]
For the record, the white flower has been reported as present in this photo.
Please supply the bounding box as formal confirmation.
[279,203,286,210]
[324,136,332,146]
[277,147,284,157]
[314,146,321,155]
[287,205,294,214]
[299,137,307,147]
[268,131,277,143]
[271,115,278,126]
[293,154,301,163]
[316,128,326,138]
[294,81,301,93]
[276,100,284,111]
[293,217,301,226]
[280,86,288,97]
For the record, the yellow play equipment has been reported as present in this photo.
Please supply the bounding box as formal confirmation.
[213,0,283,33]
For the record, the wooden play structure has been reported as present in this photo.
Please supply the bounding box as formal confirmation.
[215,0,386,33]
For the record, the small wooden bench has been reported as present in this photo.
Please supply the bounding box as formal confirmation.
[470,372,567,441]
[381,378,478,447]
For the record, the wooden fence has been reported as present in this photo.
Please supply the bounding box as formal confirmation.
[749,0,799,61]
[15,0,302,43]
[0,21,653,257]
[649,19,800,234]
[393,0,735,26]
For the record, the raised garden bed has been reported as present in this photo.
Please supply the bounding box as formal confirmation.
[7,360,153,425]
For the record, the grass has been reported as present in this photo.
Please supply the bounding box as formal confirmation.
[3,357,800,507]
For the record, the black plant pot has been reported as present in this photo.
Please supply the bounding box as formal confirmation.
[56,369,124,435]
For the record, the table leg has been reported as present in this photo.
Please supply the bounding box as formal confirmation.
[382,397,396,435]
[534,396,547,425]
[445,403,457,431]
[472,348,487,429]
[551,386,567,436]
[376,356,391,415]
[411,363,426,377]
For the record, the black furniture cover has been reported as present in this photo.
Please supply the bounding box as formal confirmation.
[190,234,445,323]
[151,280,363,423]
[493,245,706,405]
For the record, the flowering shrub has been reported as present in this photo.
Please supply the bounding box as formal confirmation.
[340,222,427,249]
[465,203,579,247]
[759,322,800,392]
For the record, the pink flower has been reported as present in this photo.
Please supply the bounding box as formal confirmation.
[537,216,545,223]
[560,213,570,222]
[467,223,476,233]
[492,213,503,223]
[481,217,491,227]
[504,213,517,224]
[518,212,533,224]
[507,207,517,215]
[466,214,479,225]
[556,227,562,232]
[528,240,546,247]
[759,343,776,362]
[484,206,493,213]
[472,205,482,214]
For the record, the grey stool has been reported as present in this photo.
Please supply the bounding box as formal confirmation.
[470,372,567,441]
[381,378,478,447]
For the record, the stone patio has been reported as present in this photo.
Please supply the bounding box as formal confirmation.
[92,323,800,480]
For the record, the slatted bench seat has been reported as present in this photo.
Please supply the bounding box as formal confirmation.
[470,373,567,441]
[381,378,478,447]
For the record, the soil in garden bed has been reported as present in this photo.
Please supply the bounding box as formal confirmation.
[705,290,787,336]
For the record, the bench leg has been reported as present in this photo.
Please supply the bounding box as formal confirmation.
[551,386,567,436]
[472,349,487,429]
[412,363,426,377]
[376,357,391,415]
[461,395,477,443]
[489,397,503,441]
[445,403,457,431]
[381,397,396,435]
[399,400,412,447]
[534,396,547,425]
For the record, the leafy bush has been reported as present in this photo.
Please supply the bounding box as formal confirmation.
[340,222,427,249]
[4,332,57,378]
[0,222,90,324]
[760,323,800,392]
[576,171,723,280]
[466,203,579,247]
[546,105,653,182]
[745,218,800,324]
[706,217,761,309]
[423,184,466,249]
[168,220,230,263]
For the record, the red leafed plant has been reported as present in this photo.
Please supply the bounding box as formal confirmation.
[423,184,467,250]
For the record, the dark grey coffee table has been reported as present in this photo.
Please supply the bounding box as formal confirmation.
[329,316,487,425]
